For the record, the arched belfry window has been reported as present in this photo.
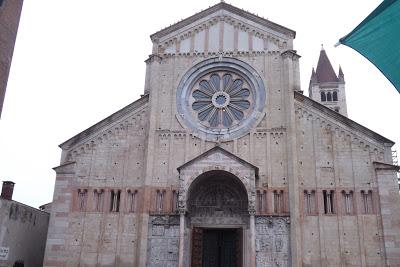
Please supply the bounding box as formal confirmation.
[327,92,332,101]
[333,91,338,101]
[321,91,326,102]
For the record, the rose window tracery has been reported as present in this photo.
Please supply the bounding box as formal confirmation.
[176,57,266,141]
[191,72,251,128]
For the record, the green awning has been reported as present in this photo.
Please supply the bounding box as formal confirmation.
[339,0,400,93]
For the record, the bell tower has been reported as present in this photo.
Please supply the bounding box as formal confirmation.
[308,46,348,116]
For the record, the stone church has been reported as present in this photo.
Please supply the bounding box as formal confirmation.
[43,2,400,267]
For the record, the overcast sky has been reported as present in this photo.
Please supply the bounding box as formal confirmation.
[0,0,399,208]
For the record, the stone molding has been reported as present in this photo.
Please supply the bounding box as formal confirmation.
[150,2,295,42]
[177,146,257,213]
[281,49,301,61]
[295,91,394,146]
[53,161,76,175]
[60,94,149,150]
[373,161,400,172]
[63,102,148,163]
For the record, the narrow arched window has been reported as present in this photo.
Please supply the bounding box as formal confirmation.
[333,91,338,101]
[321,92,326,102]
[327,92,332,101]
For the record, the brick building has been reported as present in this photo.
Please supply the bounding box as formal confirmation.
[0,0,24,118]
[0,181,49,267]
[44,2,400,266]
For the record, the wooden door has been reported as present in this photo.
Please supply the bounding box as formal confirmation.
[220,229,237,267]
[202,229,237,267]
[192,228,241,267]
[235,228,243,267]
[191,227,203,267]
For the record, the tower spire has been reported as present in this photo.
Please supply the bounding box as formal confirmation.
[315,48,338,83]
[309,48,348,116]
[338,65,345,82]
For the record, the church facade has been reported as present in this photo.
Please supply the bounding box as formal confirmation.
[43,3,400,267]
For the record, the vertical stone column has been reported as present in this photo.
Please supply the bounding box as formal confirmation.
[281,50,302,267]
[249,211,256,267]
[178,210,186,267]
[374,162,400,265]
[43,162,76,267]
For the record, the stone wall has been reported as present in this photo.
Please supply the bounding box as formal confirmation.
[295,98,398,266]
[0,199,49,267]
[44,99,149,267]
[146,215,179,267]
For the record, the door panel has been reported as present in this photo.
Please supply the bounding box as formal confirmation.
[200,229,238,267]
[235,228,243,267]
[202,230,219,267]
[221,230,236,267]
[192,228,203,267]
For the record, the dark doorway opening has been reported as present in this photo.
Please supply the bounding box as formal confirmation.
[191,228,242,267]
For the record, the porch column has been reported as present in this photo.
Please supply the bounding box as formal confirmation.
[249,211,256,267]
[178,210,185,267]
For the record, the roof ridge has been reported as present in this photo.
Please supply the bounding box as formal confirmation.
[150,2,295,41]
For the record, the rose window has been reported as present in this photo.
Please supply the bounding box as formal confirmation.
[191,72,251,128]
[176,57,266,141]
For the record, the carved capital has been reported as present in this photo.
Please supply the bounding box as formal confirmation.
[281,50,301,61]
[178,200,186,211]
[145,54,163,63]
[178,208,186,215]
[248,208,256,216]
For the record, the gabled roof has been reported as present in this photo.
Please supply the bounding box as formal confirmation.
[60,94,149,150]
[177,145,259,178]
[315,48,339,83]
[295,91,394,145]
[150,2,296,41]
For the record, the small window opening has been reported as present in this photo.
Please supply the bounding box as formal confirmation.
[323,190,335,214]
[327,92,332,101]
[333,91,338,101]
[110,190,121,212]
[257,190,267,213]
[127,190,137,213]
[342,191,353,214]
[274,190,283,213]
[361,190,373,214]
[94,189,104,212]
[304,190,316,215]
[171,190,179,213]
[155,190,165,213]
[321,91,326,102]
[78,189,88,212]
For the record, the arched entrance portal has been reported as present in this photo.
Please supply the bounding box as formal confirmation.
[187,170,249,267]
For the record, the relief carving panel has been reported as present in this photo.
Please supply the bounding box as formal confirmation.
[188,175,249,225]
[256,216,290,267]
[147,215,180,267]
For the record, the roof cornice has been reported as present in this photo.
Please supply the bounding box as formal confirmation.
[150,2,295,41]
[295,92,394,145]
[177,145,259,178]
[60,94,149,150]
[373,161,400,172]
